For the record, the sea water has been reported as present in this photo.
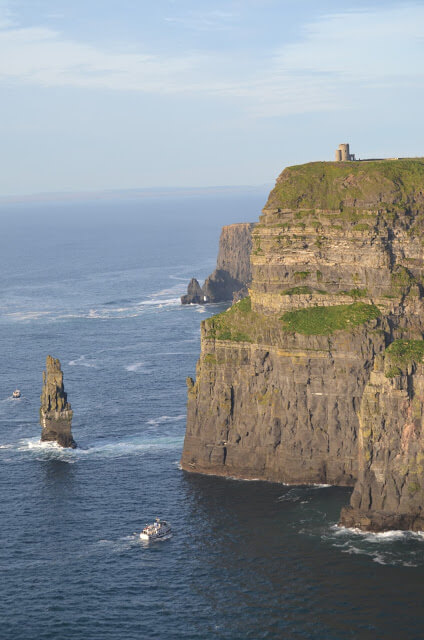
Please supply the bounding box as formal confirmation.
[0,191,424,640]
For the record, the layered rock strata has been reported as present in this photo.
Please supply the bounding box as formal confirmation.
[181,223,254,304]
[340,341,424,531]
[181,160,424,529]
[40,355,76,448]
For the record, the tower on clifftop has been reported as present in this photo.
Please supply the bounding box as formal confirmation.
[335,143,356,161]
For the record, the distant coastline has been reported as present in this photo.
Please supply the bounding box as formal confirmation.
[0,184,272,206]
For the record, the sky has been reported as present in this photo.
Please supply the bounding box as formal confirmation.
[1,0,424,197]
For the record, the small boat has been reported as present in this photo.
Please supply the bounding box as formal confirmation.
[12,390,21,399]
[140,517,172,541]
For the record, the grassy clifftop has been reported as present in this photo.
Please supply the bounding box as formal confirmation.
[265,159,424,211]
[205,297,381,342]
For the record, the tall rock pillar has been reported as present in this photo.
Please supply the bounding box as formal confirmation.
[40,355,76,448]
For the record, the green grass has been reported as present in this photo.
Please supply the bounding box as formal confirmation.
[339,288,368,299]
[205,298,381,343]
[282,286,313,296]
[385,339,424,376]
[294,271,310,280]
[265,159,424,212]
[352,223,371,231]
[206,297,254,342]
[281,286,327,296]
[280,303,381,335]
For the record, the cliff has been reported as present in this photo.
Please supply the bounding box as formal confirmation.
[181,223,254,304]
[40,355,76,448]
[340,341,424,531]
[181,159,424,530]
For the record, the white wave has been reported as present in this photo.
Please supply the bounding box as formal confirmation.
[196,307,206,313]
[76,436,183,458]
[5,310,52,321]
[137,297,181,307]
[68,355,97,368]
[331,524,424,541]
[25,439,65,452]
[150,282,186,298]
[125,361,144,372]
[146,414,185,427]
[1,434,183,460]
[169,275,191,282]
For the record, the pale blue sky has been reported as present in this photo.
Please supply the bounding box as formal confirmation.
[1,0,424,196]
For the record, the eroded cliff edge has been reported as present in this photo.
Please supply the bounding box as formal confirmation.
[181,159,424,530]
[181,222,254,304]
[340,341,424,531]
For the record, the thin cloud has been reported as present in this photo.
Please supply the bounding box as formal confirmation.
[164,9,236,31]
[0,3,423,117]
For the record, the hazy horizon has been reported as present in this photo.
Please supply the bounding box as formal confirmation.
[1,0,424,196]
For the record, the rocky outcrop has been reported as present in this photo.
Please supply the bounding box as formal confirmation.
[182,159,424,530]
[181,278,204,305]
[181,223,254,304]
[40,355,76,448]
[340,342,424,531]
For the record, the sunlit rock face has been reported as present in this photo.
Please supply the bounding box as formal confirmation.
[182,159,424,530]
[40,355,76,449]
[340,346,424,532]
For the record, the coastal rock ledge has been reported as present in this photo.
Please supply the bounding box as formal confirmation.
[40,355,76,448]
[181,222,254,304]
[181,159,424,532]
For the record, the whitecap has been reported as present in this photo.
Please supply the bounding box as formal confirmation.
[5,310,52,321]
[68,355,97,368]
[125,362,144,373]
[331,524,424,542]
[137,297,181,307]
[146,414,185,427]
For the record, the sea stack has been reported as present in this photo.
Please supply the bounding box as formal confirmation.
[181,223,255,304]
[40,355,76,448]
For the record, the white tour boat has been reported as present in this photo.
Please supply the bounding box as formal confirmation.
[140,518,172,541]
[12,390,21,399]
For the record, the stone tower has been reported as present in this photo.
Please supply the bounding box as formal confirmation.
[335,143,355,161]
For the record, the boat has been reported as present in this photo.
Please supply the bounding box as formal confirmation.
[12,390,21,399]
[140,517,172,541]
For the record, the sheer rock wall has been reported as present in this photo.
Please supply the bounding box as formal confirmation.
[340,350,424,531]
[182,159,424,531]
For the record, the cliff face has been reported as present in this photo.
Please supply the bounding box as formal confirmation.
[181,160,424,530]
[181,223,254,304]
[40,355,76,448]
[183,318,383,484]
[340,342,424,531]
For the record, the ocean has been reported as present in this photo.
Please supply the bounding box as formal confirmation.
[1,190,424,640]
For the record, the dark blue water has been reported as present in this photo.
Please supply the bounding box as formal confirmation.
[1,191,424,640]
